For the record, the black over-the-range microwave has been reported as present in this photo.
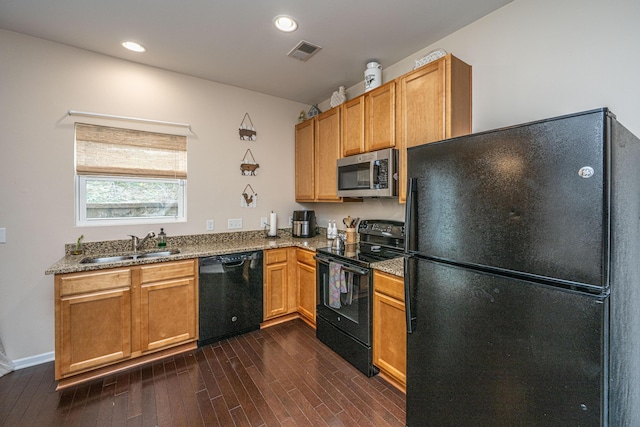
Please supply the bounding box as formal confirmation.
[336,148,398,198]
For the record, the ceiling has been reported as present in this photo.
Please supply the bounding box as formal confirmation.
[0,0,512,105]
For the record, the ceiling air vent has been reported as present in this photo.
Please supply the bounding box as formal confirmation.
[287,40,322,62]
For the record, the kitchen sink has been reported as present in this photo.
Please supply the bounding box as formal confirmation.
[80,249,180,264]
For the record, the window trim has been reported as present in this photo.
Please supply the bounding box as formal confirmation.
[75,175,187,227]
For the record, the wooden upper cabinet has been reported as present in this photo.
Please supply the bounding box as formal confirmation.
[295,53,471,203]
[295,109,342,202]
[366,81,396,152]
[295,119,315,202]
[341,81,396,157]
[341,97,366,156]
[314,108,342,202]
[397,54,472,203]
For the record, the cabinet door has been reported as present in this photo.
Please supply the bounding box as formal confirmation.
[398,59,446,203]
[140,277,197,352]
[295,119,315,202]
[296,259,316,324]
[367,81,396,151]
[373,271,406,389]
[342,97,366,156]
[57,287,131,378]
[264,261,289,319]
[314,108,342,201]
[398,54,471,202]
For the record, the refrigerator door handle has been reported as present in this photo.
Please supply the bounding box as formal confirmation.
[404,256,416,333]
[404,177,418,333]
[404,178,417,253]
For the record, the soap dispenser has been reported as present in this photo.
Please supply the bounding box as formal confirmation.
[158,228,167,247]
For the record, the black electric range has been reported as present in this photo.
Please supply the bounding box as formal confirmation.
[315,219,404,377]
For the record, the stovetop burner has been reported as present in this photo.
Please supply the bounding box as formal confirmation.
[316,219,405,267]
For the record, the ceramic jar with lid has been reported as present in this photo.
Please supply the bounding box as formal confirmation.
[364,61,382,92]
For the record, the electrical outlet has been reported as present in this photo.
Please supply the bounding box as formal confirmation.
[206,219,215,231]
[260,217,268,228]
[227,218,243,229]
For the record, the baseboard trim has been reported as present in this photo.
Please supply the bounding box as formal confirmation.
[13,351,55,370]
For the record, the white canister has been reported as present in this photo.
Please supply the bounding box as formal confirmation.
[364,61,382,92]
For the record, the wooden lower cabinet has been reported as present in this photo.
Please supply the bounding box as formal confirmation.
[263,247,317,327]
[263,248,298,321]
[56,269,132,378]
[139,261,197,353]
[54,259,198,384]
[373,270,406,391]
[296,249,316,326]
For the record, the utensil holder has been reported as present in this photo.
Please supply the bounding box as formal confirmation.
[346,228,356,244]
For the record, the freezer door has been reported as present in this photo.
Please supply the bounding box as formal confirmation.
[406,258,606,426]
[407,110,608,288]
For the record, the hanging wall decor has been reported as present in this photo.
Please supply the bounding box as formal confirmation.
[239,113,257,141]
[240,149,260,176]
[241,184,258,208]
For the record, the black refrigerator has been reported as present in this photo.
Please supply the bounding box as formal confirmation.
[404,108,640,426]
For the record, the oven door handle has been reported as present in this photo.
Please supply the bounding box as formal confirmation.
[314,256,370,276]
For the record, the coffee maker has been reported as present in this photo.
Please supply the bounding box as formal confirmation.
[292,210,317,238]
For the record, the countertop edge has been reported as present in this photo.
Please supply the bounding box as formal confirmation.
[46,233,406,278]
[46,235,328,275]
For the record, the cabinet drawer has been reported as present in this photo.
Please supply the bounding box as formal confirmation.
[140,259,196,284]
[59,269,131,296]
[265,248,288,265]
[296,249,315,267]
[374,270,404,302]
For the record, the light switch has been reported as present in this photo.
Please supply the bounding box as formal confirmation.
[0,228,5,244]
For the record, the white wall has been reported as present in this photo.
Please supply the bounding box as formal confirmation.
[2,0,640,363]
[0,29,307,362]
[311,0,640,230]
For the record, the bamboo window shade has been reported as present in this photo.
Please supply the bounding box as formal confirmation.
[75,123,187,179]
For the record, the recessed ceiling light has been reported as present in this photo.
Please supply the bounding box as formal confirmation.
[273,15,298,32]
[122,41,146,53]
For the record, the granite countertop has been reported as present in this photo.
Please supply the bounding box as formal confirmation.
[371,257,405,277]
[46,229,406,277]
[46,229,331,275]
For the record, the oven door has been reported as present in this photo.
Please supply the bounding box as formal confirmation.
[316,255,371,345]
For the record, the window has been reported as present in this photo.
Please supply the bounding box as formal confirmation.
[75,123,187,226]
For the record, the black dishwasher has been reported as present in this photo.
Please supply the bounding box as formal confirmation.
[198,250,263,347]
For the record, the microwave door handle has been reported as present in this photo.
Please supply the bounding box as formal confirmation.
[372,160,380,187]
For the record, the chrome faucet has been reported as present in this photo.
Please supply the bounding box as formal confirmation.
[129,231,156,253]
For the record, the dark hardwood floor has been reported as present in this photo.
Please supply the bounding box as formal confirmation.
[0,319,405,426]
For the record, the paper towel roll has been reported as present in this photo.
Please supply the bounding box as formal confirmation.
[269,212,277,236]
